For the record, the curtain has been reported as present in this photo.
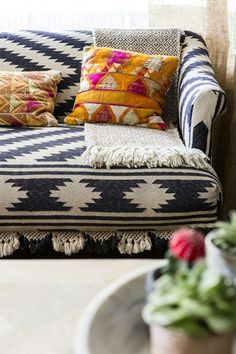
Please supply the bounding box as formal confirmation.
[149,0,235,219]
[0,1,148,30]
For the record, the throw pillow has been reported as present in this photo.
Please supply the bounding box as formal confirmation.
[65,46,179,129]
[0,70,61,127]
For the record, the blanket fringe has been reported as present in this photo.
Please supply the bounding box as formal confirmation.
[0,229,209,257]
[52,231,85,256]
[83,145,212,171]
[117,231,152,254]
[0,232,20,257]
[21,231,51,254]
[150,230,173,240]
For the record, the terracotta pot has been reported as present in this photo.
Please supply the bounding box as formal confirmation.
[205,231,236,283]
[150,325,234,354]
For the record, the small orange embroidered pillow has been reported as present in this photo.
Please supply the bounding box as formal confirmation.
[0,70,61,127]
[65,46,179,129]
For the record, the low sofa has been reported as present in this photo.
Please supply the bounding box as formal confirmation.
[0,29,226,257]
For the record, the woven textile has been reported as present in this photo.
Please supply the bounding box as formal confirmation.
[0,229,173,257]
[65,46,178,129]
[0,125,221,232]
[0,70,61,127]
[0,30,93,122]
[84,123,212,171]
[94,28,182,123]
[0,29,226,258]
[178,31,227,156]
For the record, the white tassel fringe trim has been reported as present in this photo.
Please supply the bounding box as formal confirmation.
[0,230,175,257]
[0,232,20,257]
[83,145,213,172]
[117,232,152,254]
[52,231,85,256]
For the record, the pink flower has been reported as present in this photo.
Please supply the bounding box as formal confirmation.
[169,228,205,262]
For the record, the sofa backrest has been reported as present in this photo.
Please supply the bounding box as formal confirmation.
[0,29,182,124]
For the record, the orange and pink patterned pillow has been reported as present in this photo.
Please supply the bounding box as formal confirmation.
[0,70,61,127]
[65,46,179,129]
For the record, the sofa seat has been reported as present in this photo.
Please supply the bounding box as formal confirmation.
[0,125,221,233]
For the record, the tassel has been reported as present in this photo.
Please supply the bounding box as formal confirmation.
[21,231,51,254]
[83,144,214,173]
[0,232,20,257]
[125,237,134,254]
[117,231,152,254]
[52,231,85,256]
[85,231,118,254]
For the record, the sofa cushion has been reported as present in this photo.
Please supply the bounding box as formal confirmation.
[65,46,178,129]
[94,28,182,123]
[0,125,221,232]
[0,70,61,127]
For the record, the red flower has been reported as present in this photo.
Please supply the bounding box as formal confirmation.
[169,228,205,262]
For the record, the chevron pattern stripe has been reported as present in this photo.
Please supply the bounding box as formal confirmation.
[178,31,227,156]
[0,30,93,123]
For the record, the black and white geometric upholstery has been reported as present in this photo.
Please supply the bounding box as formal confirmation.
[0,126,221,231]
[179,31,227,157]
[0,30,93,122]
[0,30,225,257]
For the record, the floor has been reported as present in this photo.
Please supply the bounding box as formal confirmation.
[0,259,156,354]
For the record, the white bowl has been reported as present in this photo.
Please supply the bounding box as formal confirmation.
[75,264,162,354]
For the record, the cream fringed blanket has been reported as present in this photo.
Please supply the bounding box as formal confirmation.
[83,123,213,172]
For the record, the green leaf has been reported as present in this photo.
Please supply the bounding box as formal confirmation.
[212,293,235,312]
[146,307,190,326]
[179,298,212,318]
[198,268,224,298]
[148,289,182,309]
[207,314,236,334]
[168,320,210,337]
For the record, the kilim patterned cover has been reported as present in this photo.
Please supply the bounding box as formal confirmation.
[94,28,181,123]
[0,70,61,127]
[65,46,178,128]
[0,125,221,231]
[0,30,225,257]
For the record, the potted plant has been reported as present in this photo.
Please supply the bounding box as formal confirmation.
[142,228,236,354]
[205,212,236,281]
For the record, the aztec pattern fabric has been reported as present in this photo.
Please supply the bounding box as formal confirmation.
[178,31,227,157]
[65,46,178,129]
[0,70,61,127]
[94,28,182,123]
[0,30,94,123]
[0,125,221,233]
